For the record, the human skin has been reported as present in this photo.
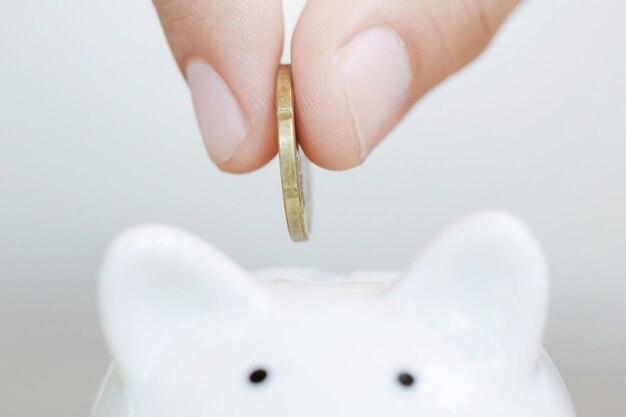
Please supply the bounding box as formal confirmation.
[152,0,520,172]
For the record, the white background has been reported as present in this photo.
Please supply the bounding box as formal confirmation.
[1,0,624,416]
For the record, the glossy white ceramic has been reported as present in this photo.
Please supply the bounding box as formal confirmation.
[92,211,576,417]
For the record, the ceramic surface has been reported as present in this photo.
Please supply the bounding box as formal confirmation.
[92,211,576,417]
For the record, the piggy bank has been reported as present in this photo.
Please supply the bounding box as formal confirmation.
[91,212,576,417]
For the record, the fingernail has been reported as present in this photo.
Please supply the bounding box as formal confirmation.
[186,59,248,165]
[338,28,412,159]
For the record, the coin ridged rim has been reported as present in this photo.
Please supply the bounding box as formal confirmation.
[277,64,308,241]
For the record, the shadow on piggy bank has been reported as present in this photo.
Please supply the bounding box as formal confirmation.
[91,211,576,417]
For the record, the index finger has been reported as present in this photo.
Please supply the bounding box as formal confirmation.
[154,0,284,173]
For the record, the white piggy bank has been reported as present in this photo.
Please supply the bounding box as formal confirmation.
[92,212,576,417]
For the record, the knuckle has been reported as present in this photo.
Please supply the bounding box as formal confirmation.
[427,0,496,70]
[467,0,495,47]
[152,0,206,32]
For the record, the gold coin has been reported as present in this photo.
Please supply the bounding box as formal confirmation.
[276,64,311,241]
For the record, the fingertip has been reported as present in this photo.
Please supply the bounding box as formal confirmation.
[298,131,363,171]
[291,31,363,170]
[156,0,284,173]
[185,57,280,173]
[292,5,413,171]
[213,126,278,174]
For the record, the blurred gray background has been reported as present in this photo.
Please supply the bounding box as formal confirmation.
[1,0,624,416]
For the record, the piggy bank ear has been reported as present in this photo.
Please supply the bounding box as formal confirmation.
[98,225,266,382]
[392,211,549,374]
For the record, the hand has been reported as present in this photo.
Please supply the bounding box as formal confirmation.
[154,0,519,172]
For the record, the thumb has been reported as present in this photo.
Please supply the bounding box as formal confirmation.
[292,0,520,169]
